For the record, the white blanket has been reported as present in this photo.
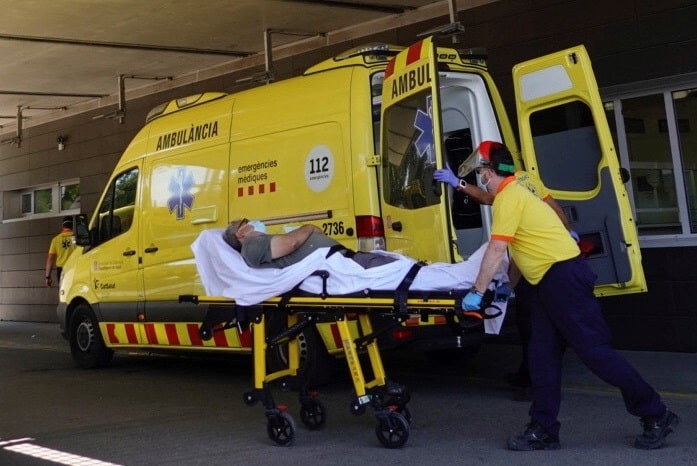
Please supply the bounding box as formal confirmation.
[191,229,509,334]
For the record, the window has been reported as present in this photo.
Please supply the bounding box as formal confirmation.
[604,76,697,245]
[2,179,80,222]
[96,168,138,243]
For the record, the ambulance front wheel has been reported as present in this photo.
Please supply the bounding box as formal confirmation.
[69,303,114,369]
[375,412,409,449]
[267,411,296,447]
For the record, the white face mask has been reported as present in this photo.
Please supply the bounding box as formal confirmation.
[247,220,267,233]
[479,169,492,192]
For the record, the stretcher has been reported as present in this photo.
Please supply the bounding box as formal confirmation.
[179,279,504,449]
[187,229,508,448]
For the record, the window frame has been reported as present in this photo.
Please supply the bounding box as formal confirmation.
[602,72,697,248]
[2,178,80,223]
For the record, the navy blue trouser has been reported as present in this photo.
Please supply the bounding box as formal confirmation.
[526,256,665,438]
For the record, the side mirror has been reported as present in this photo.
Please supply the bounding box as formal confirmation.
[73,214,91,246]
[620,167,631,184]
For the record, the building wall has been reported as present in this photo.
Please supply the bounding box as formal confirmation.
[1,0,696,352]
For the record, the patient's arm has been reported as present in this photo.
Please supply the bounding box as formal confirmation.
[270,224,323,259]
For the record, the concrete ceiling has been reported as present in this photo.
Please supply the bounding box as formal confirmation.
[0,0,473,136]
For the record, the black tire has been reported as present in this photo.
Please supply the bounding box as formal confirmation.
[266,313,336,388]
[299,398,327,430]
[69,303,114,369]
[267,411,296,447]
[375,411,410,449]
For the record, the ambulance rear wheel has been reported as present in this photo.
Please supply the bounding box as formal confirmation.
[266,313,336,388]
[375,412,409,449]
[267,411,296,447]
[69,303,113,369]
[299,398,326,430]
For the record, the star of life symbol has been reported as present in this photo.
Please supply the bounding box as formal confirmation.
[413,94,435,164]
[168,167,194,220]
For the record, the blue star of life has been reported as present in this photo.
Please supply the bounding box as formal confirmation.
[167,167,195,220]
[414,95,434,163]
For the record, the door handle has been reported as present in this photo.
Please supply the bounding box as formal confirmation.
[144,247,159,253]
[123,249,136,256]
[392,221,402,232]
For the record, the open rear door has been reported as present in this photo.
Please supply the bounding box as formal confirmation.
[514,45,646,296]
[380,37,455,262]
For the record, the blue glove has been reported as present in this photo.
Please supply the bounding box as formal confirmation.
[462,291,483,311]
[434,167,459,188]
[494,283,513,302]
[570,230,580,242]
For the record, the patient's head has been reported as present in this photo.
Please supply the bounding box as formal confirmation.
[223,219,247,251]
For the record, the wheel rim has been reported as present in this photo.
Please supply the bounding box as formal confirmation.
[267,412,296,446]
[376,412,409,449]
[75,317,95,352]
[300,399,326,429]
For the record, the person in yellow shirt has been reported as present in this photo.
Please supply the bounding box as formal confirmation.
[462,141,677,451]
[45,216,76,287]
[435,142,576,398]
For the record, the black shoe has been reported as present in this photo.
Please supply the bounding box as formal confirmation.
[507,422,560,451]
[634,410,679,449]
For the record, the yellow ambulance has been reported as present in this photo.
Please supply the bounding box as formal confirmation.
[58,37,645,384]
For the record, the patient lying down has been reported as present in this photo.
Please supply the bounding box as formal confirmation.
[191,226,508,333]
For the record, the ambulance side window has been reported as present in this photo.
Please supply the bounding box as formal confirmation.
[97,167,138,244]
[382,89,439,209]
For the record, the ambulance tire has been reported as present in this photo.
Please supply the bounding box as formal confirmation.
[266,313,336,388]
[69,303,114,369]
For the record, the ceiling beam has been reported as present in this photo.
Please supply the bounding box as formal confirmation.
[0,33,252,57]
[283,0,414,14]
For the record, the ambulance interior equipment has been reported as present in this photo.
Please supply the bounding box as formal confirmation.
[182,229,508,448]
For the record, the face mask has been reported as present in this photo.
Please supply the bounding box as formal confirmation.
[247,220,267,233]
[479,170,492,192]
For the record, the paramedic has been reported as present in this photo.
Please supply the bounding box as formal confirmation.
[45,216,76,287]
[461,141,678,451]
[223,220,397,269]
[434,141,576,396]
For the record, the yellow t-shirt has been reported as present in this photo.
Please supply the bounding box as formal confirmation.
[515,170,550,201]
[491,177,579,284]
[48,229,76,267]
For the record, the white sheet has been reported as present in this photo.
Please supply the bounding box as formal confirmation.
[191,229,509,334]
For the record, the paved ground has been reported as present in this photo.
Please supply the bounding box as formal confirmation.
[0,321,695,465]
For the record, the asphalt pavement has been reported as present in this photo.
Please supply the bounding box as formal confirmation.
[1,321,695,466]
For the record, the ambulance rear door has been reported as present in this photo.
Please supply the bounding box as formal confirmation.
[513,45,647,296]
[380,37,455,262]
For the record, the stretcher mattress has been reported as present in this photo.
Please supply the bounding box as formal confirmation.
[191,229,509,333]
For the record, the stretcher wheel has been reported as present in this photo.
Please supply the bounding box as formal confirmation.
[267,411,296,447]
[396,405,412,424]
[299,398,327,430]
[375,411,409,449]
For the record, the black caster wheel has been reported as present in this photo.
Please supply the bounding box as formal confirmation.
[242,391,257,406]
[349,399,367,416]
[267,411,296,446]
[299,398,327,430]
[375,411,409,449]
[396,405,412,425]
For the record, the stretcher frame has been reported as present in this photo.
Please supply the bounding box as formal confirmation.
[180,279,499,449]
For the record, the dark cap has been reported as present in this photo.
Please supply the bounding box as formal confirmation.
[62,216,73,228]
[476,141,515,175]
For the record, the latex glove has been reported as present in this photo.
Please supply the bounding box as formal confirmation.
[494,283,513,302]
[462,291,483,311]
[434,167,459,188]
[570,230,580,242]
